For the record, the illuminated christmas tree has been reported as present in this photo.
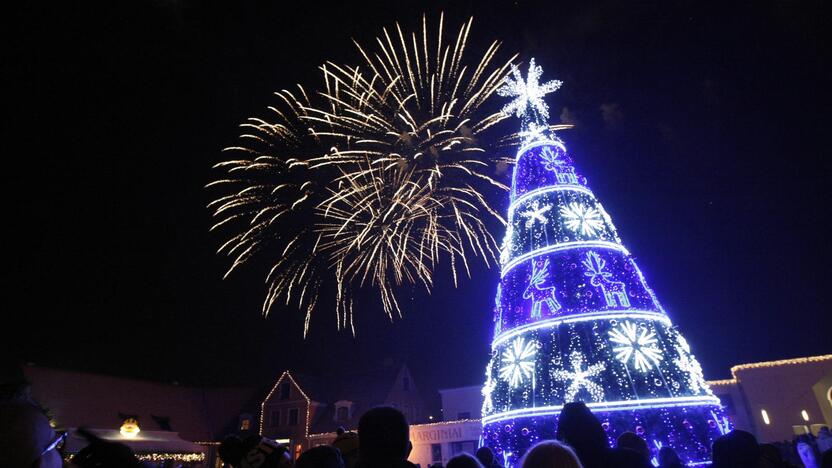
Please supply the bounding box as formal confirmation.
[481,60,729,466]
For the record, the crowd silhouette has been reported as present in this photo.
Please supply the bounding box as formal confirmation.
[2,369,831,468]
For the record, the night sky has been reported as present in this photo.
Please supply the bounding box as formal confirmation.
[7,1,829,399]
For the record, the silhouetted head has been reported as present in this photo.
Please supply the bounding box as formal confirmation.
[617,432,650,461]
[757,443,783,468]
[0,401,63,468]
[296,445,345,468]
[358,406,410,463]
[475,446,495,467]
[447,453,484,468]
[658,446,681,467]
[332,430,359,468]
[556,402,608,467]
[519,440,583,468]
[712,430,759,468]
[607,447,652,468]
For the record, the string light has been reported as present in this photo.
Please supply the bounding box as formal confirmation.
[261,371,314,439]
[135,453,205,462]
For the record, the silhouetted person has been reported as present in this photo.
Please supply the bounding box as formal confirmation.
[519,440,583,468]
[796,435,821,468]
[657,446,683,468]
[71,428,142,468]
[821,448,831,468]
[607,447,653,468]
[555,402,609,468]
[617,432,651,462]
[446,453,483,468]
[758,443,788,468]
[476,447,496,468]
[332,429,359,468]
[219,434,291,468]
[297,445,345,468]
[357,406,416,468]
[817,427,832,455]
[0,401,65,468]
[711,430,759,468]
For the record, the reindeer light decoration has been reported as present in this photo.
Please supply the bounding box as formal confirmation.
[523,257,561,318]
[583,251,630,308]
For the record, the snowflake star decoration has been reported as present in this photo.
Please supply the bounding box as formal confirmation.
[552,351,606,402]
[609,321,663,372]
[560,202,604,236]
[498,58,563,142]
[499,337,538,388]
[519,200,552,228]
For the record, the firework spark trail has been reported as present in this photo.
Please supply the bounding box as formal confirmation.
[209,13,544,336]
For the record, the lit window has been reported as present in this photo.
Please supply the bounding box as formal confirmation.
[801,410,809,421]
[240,419,251,430]
[761,409,770,425]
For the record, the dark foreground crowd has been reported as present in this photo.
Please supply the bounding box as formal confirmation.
[2,398,831,468]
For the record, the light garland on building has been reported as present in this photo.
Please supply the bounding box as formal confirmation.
[135,452,205,462]
[730,355,832,377]
[260,370,314,439]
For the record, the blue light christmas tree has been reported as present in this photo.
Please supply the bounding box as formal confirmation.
[482,60,729,466]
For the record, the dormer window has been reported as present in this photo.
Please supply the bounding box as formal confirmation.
[240,413,254,431]
[337,406,349,421]
[334,400,354,422]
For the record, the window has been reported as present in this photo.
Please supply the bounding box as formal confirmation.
[431,444,442,463]
[457,412,471,420]
[270,410,281,427]
[240,418,251,431]
[280,383,291,400]
[403,377,410,391]
[289,408,299,426]
[450,441,477,456]
[336,406,349,421]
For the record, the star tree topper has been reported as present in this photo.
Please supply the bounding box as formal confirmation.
[497,58,563,133]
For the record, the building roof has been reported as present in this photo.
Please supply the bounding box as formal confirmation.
[23,365,258,442]
[267,364,422,434]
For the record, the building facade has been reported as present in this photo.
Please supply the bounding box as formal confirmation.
[21,365,260,467]
[260,364,426,459]
[438,386,482,421]
[707,355,832,442]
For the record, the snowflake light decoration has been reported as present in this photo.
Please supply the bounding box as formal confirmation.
[497,58,562,123]
[519,201,551,228]
[560,202,604,236]
[609,321,663,372]
[499,337,538,388]
[552,351,606,402]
